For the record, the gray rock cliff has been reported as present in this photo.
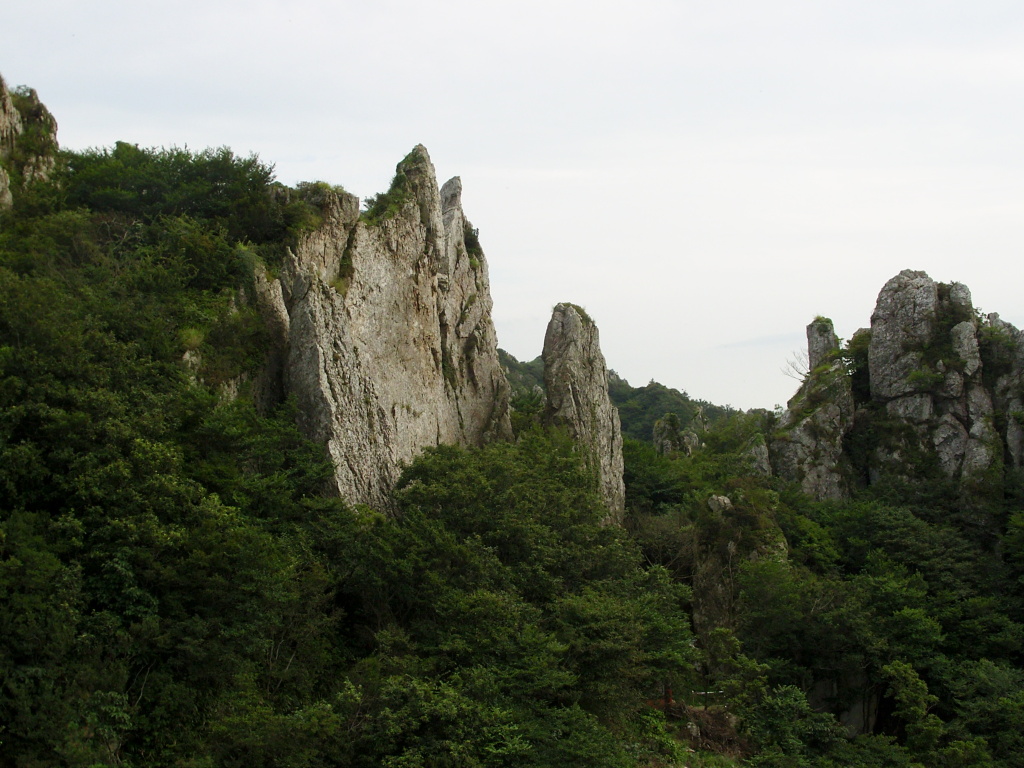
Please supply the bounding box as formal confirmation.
[867,270,997,484]
[257,146,512,509]
[542,303,626,521]
[652,412,686,455]
[987,313,1024,470]
[0,74,58,210]
[772,270,1021,498]
[770,317,854,500]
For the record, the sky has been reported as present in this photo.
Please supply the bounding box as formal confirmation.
[5,0,1024,410]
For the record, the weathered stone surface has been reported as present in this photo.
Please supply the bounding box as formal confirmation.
[988,313,1024,469]
[807,316,840,371]
[0,74,57,210]
[267,146,512,509]
[869,270,938,401]
[770,317,853,500]
[0,75,22,155]
[940,367,964,399]
[707,495,733,513]
[745,434,772,477]
[776,271,1021,498]
[932,414,968,477]
[948,281,974,316]
[653,412,685,455]
[886,394,933,423]
[952,320,982,378]
[865,271,998,483]
[963,384,997,478]
[0,75,20,209]
[543,303,625,521]
[0,166,11,210]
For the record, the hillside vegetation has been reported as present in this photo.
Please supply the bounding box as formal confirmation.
[2,139,1024,767]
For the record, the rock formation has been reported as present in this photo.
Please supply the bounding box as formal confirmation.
[0,76,628,518]
[867,270,998,483]
[542,303,626,521]
[0,78,18,209]
[256,146,512,509]
[770,317,854,500]
[987,313,1024,470]
[653,412,686,455]
[0,74,58,210]
[771,270,1022,498]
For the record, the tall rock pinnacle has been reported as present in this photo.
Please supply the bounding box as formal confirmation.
[258,145,512,509]
[542,303,626,521]
[867,270,996,482]
[770,316,854,500]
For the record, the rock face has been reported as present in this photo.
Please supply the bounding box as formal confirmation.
[868,270,997,483]
[988,313,1024,470]
[0,74,58,210]
[259,146,512,509]
[0,77,20,208]
[542,303,626,521]
[771,270,1021,498]
[771,317,854,500]
[653,412,686,455]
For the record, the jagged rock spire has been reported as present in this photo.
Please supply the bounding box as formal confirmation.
[770,316,854,500]
[542,303,625,522]
[266,145,512,509]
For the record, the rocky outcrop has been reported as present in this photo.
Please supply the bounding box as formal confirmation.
[0,74,58,210]
[0,76,22,156]
[868,270,997,483]
[744,433,772,477]
[772,270,1022,498]
[653,412,686,455]
[0,77,19,209]
[770,317,854,500]
[259,146,512,509]
[987,313,1024,470]
[542,303,626,521]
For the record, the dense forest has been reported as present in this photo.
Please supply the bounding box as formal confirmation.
[3,130,1024,768]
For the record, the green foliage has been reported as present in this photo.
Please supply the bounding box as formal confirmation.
[563,302,593,324]
[498,351,550,435]
[5,125,1024,767]
[62,143,311,246]
[913,282,977,378]
[619,392,1024,766]
[622,437,689,515]
[843,330,872,404]
[610,373,734,443]
[979,321,1018,396]
[464,222,484,261]
[312,432,698,766]
[742,684,846,764]
[360,148,423,225]
[499,349,545,393]
[906,367,945,391]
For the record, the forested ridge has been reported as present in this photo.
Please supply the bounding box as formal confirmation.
[2,137,1024,768]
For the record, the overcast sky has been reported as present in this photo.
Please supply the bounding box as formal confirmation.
[6,0,1024,409]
